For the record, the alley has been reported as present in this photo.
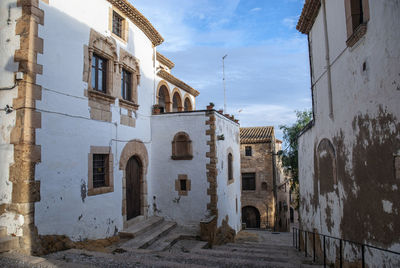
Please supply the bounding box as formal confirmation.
[0,230,322,268]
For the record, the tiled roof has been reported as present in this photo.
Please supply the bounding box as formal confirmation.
[240,126,274,144]
[296,0,321,34]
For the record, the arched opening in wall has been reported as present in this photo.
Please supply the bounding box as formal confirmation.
[316,138,337,193]
[290,207,294,223]
[125,156,142,220]
[172,92,182,112]
[228,153,233,181]
[171,132,193,160]
[184,97,192,111]
[242,206,260,228]
[158,85,170,113]
[261,182,268,191]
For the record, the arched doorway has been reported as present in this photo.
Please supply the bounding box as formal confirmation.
[126,156,142,220]
[242,206,260,228]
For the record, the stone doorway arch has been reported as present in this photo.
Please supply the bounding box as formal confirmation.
[242,206,261,228]
[119,140,148,228]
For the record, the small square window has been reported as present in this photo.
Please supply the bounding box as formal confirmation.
[245,146,252,156]
[112,11,124,38]
[88,146,114,196]
[180,179,187,191]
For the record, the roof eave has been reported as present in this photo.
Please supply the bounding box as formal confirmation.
[296,0,321,34]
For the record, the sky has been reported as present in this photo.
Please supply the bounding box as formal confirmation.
[132,0,311,140]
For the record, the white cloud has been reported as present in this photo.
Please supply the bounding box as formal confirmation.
[250,7,262,12]
[282,16,299,29]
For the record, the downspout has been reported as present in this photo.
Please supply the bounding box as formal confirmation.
[272,135,278,231]
[322,0,334,120]
[307,35,316,123]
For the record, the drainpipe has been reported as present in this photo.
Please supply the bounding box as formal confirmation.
[322,0,334,120]
[272,137,278,232]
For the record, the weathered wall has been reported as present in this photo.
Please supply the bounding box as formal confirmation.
[240,142,275,229]
[150,112,209,228]
[0,0,22,236]
[299,0,400,266]
[215,113,241,232]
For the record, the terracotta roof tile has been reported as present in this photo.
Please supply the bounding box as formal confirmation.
[240,126,274,144]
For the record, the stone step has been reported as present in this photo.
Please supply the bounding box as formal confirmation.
[0,236,19,253]
[126,215,146,228]
[223,241,292,251]
[119,216,164,239]
[121,221,177,249]
[193,248,298,265]
[215,243,292,254]
[46,248,211,268]
[0,227,7,237]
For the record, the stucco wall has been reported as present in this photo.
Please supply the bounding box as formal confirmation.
[34,0,158,240]
[214,113,241,232]
[150,112,208,228]
[0,0,24,236]
[299,1,400,266]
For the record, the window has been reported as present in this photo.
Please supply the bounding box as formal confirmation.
[171,132,193,160]
[121,68,132,101]
[228,153,233,181]
[88,146,114,196]
[245,146,252,156]
[180,179,187,191]
[242,173,256,191]
[93,154,108,188]
[175,174,191,196]
[91,54,107,92]
[261,182,268,191]
[345,0,370,47]
[112,11,124,38]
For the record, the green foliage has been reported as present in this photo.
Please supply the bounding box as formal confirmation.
[279,110,312,187]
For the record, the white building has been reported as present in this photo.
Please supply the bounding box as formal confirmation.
[0,0,241,254]
[297,0,400,266]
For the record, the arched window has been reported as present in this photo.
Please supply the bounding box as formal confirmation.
[184,97,192,111]
[316,138,337,193]
[172,92,182,112]
[228,153,233,181]
[261,182,268,191]
[158,85,170,113]
[171,132,193,160]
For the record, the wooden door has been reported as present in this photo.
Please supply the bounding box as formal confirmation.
[126,157,141,220]
[242,206,260,228]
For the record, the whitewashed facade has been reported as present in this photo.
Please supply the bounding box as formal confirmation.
[297,0,400,266]
[0,0,241,252]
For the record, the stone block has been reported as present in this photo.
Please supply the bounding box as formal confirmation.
[12,181,40,203]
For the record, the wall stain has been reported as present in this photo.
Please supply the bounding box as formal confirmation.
[334,106,400,246]
[81,179,87,203]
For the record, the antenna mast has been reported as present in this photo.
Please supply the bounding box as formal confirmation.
[222,54,228,113]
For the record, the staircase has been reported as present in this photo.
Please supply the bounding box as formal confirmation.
[118,216,177,249]
[0,226,19,253]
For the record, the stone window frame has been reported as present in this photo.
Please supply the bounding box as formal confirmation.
[118,48,140,109]
[109,6,129,43]
[88,146,114,196]
[171,132,193,160]
[175,174,191,196]
[344,0,370,47]
[227,147,235,185]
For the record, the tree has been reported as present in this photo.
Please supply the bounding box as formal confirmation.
[279,110,312,208]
